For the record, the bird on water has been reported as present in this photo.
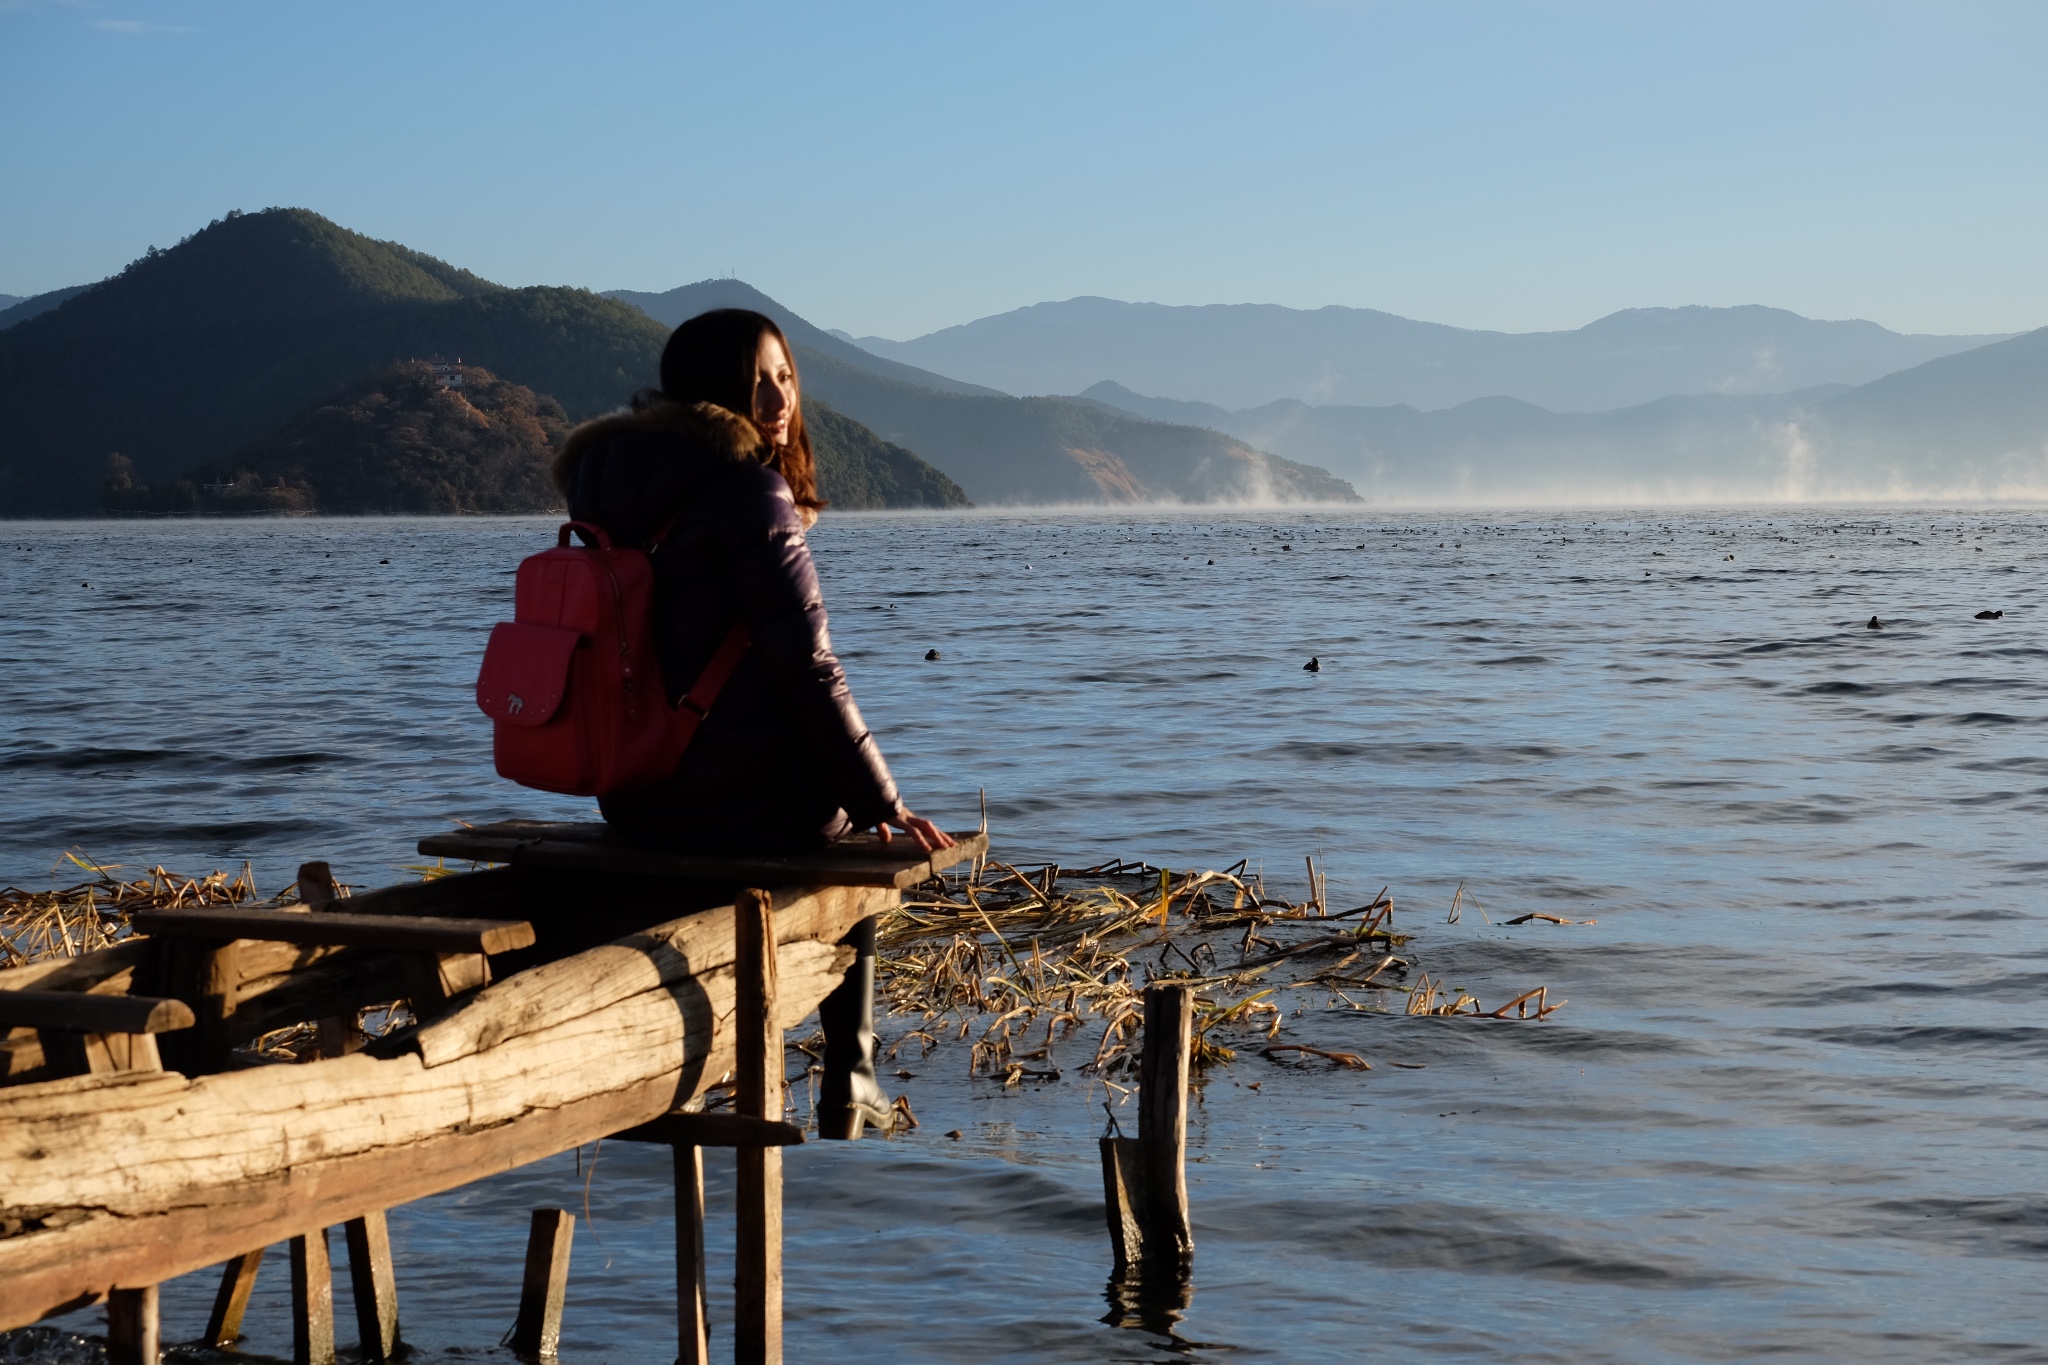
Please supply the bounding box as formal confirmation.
[924,649,941,661]
[1304,657,1321,672]
[1975,610,2004,620]
[1866,616,1883,630]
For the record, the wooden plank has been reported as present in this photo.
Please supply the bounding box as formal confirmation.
[338,865,533,919]
[82,1031,162,1076]
[0,991,193,1034]
[674,1146,710,1365]
[415,884,885,1068]
[416,826,987,891]
[0,937,858,1329]
[290,1229,336,1365]
[343,1211,401,1360]
[509,1208,574,1359]
[0,937,149,995]
[106,1286,158,1365]
[610,1112,805,1148]
[733,888,783,1365]
[132,908,535,956]
[1137,984,1194,1265]
[203,1248,264,1348]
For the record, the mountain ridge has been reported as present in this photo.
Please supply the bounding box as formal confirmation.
[1078,323,2048,503]
[856,296,2014,413]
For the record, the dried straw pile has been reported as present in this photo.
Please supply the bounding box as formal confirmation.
[0,853,256,968]
[878,855,1563,1087]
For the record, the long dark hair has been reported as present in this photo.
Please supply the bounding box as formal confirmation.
[660,309,823,512]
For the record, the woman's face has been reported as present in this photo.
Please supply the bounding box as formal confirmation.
[752,331,797,447]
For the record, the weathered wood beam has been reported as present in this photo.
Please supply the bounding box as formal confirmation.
[0,939,148,994]
[0,936,856,1328]
[414,884,883,1068]
[131,909,535,956]
[0,991,193,1034]
[418,823,986,890]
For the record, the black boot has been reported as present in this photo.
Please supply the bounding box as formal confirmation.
[816,915,894,1139]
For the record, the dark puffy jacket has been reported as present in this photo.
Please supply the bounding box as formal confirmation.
[554,393,900,848]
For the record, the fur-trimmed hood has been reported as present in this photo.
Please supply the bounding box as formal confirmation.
[551,390,764,494]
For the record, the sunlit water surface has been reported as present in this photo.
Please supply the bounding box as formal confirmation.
[4,507,2046,1363]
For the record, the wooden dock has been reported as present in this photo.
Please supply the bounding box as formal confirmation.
[0,821,985,1365]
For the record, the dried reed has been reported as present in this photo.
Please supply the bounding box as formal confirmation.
[0,851,407,1060]
[881,856,1562,1082]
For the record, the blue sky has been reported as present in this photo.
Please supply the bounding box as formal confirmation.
[2,1,2043,338]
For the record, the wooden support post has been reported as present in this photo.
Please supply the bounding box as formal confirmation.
[300,862,360,1057]
[343,1211,401,1360]
[204,1248,265,1348]
[106,1286,158,1365]
[400,951,492,1022]
[1099,1134,1146,1270]
[157,937,240,1075]
[290,1228,336,1365]
[675,1145,710,1365]
[297,861,341,905]
[1138,983,1194,1265]
[510,1208,574,1360]
[733,888,783,1365]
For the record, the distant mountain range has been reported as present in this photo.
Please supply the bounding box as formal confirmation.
[16,210,2041,511]
[1079,317,2048,502]
[0,210,1345,514]
[600,281,1352,504]
[856,297,2012,412]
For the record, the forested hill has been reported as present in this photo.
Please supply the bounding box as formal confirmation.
[94,361,971,514]
[2,208,1358,514]
[106,362,568,515]
[0,209,668,514]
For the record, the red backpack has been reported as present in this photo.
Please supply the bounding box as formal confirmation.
[474,520,749,796]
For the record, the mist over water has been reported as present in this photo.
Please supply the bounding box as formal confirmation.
[6,507,2047,1363]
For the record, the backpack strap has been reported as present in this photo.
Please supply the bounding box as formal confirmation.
[671,620,752,744]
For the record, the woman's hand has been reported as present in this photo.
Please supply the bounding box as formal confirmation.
[876,806,956,853]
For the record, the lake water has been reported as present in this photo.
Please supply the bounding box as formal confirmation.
[5,507,2047,1363]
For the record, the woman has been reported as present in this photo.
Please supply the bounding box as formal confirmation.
[551,308,952,1137]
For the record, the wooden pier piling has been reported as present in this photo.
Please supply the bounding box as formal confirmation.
[289,1228,335,1365]
[733,888,784,1365]
[106,1286,158,1365]
[675,1145,711,1365]
[1100,982,1194,1270]
[510,1208,575,1359]
[344,1211,402,1360]
[204,1248,264,1349]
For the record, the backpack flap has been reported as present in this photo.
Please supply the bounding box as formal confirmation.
[476,621,583,726]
